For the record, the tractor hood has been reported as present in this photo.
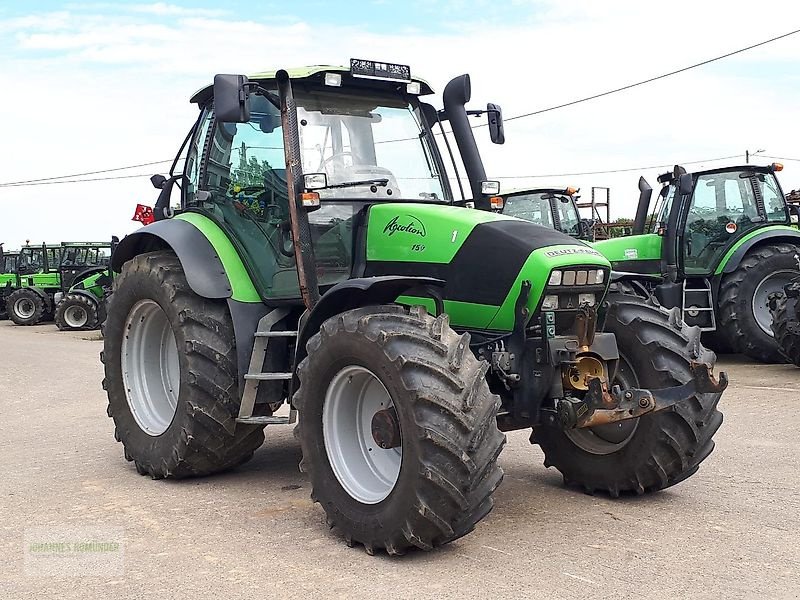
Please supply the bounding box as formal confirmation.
[363,204,610,329]
[593,234,662,276]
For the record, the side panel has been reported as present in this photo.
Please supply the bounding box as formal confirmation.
[715,225,800,274]
[592,234,662,275]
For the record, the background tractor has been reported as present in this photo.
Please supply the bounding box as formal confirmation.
[594,164,800,362]
[103,60,725,555]
[6,241,114,328]
[496,187,592,239]
[0,245,19,320]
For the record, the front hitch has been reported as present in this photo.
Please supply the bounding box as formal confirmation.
[555,362,728,429]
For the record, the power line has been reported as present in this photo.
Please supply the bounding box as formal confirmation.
[494,154,743,179]
[0,159,176,187]
[474,28,800,126]
[757,154,800,162]
[0,173,157,187]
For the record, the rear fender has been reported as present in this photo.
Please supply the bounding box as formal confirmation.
[719,230,800,274]
[111,219,233,299]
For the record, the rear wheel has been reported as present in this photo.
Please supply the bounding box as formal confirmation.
[6,288,44,325]
[533,295,723,496]
[55,293,100,331]
[718,243,799,363]
[102,250,265,478]
[294,305,505,555]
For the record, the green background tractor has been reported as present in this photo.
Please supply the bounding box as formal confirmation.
[0,245,19,320]
[594,164,800,362]
[103,61,725,555]
[53,240,116,331]
[5,243,62,325]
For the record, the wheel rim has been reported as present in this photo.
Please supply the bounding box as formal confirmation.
[564,355,639,455]
[14,297,35,319]
[121,300,180,436]
[752,270,797,336]
[64,305,88,328]
[322,365,401,504]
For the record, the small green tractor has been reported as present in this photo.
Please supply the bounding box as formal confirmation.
[497,187,592,239]
[593,165,800,362]
[103,60,726,555]
[6,241,114,329]
[0,245,19,320]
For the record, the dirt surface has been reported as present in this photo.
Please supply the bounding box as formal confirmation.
[1,320,798,599]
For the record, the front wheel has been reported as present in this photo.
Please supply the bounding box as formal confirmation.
[55,293,99,331]
[294,305,505,555]
[533,295,723,496]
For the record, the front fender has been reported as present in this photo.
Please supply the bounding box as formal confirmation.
[291,276,445,396]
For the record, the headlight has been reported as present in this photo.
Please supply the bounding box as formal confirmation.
[548,271,562,286]
[578,293,595,306]
[542,294,559,310]
[563,270,576,286]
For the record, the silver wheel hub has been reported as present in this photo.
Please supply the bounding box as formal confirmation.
[121,300,180,436]
[64,305,88,328]
[15,298,35,319]
[322,365,401,504]
[753,270,797,336]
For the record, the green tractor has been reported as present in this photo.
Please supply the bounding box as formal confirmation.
[594,165,800,362]
[5,242,63,325]
[0,245,19,320]
[54,241,116,331]
[102,60,726,555]
[497,187,592,239]
[6,241,113,328]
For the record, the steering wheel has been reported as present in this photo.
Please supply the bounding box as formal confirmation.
[320,151,354,172]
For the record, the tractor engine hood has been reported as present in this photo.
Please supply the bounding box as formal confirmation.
[363,204,611,330]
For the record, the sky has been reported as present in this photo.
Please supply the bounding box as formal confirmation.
[0,0,799,247]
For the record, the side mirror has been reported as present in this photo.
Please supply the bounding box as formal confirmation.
[150,174,167,189]
[487,103,504,145]
[678,173,694,196]
[213,74,251,123]
[579,219,594,240]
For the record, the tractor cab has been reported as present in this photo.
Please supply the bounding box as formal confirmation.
[497,187,589,239]
[595,163,800,362]
[16,244,61,278]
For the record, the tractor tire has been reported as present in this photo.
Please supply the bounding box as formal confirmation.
[770,289,800,366]
[55,293,100,331]
[6,288,45,325]
[294,305,505,555]
[533,294,723,497]
[101,250,265,478]
[717,243,800,363]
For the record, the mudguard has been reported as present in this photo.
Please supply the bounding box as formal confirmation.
[111,219,232,299]
[291,276,445,395]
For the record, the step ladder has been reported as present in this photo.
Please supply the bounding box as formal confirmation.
[236,307,298,426]
[682,279,716,331]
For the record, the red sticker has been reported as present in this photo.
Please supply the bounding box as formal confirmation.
[725,222,737,234]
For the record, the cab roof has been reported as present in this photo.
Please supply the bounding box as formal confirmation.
[190,65,434,105]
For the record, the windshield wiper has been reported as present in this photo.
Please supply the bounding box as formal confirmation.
[321,178,389,190]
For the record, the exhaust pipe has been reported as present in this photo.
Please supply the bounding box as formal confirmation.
[442,75,489,210]
[632,176,652,235]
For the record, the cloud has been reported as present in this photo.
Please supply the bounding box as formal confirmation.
[0,1,799,246]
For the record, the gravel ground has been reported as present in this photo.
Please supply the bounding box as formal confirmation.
[1,320,798,599]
